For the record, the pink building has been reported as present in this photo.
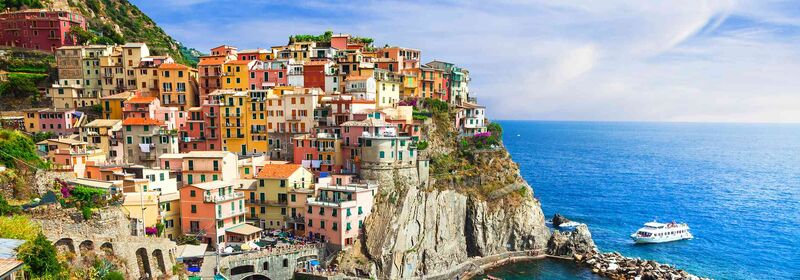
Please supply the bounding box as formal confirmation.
[36,108,84,136]
[122,96,185,130]
[181,102,222,152]
[0,10,86,52]
[305,182,377,248]
[249,60,288,89]
[179,179,261,249]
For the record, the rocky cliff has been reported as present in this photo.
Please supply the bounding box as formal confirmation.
[338,107,551,279]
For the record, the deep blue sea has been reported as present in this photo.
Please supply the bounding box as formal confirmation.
[490,121,800,280]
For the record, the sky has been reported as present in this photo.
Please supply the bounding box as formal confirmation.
[130,0,800,122]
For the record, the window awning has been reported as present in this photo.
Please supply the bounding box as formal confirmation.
[226,224,263,236]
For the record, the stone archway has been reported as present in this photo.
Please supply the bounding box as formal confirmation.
[54,238,75,254]
[152,249,166,275]
[79,240,94,253]
[100,242,113,255]
[242,274,270,280]
[136,247,152,279]
[230,265,254,276]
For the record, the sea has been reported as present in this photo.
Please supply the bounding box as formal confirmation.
[487,121,800,280]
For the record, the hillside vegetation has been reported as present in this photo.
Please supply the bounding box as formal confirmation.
[64,0,201,66]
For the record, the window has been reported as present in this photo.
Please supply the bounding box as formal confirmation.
[347,208,352,216]
[191,205,197,213]
[320,221,325,229]
[190,190,196,197]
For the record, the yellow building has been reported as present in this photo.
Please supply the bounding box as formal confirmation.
[22,108,46,133]
[400,69,420,99]
[252,164,314,229]
[158,63,199,111]
[100,91,134,119]
[222,60,252,91]
[376,79,400,108]
[211,89,268,155]
[122,191,161,232]
[159,192,182,240]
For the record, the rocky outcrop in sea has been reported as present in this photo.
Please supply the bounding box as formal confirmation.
[546,219,709,280]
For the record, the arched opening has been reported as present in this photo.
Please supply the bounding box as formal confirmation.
[54,238,75,254]
[100,242,113,255]
[282,258,288,267]
[152,249,166,275]
[230,265,254,276]
[135,248,152,279]
[79,240,94,253]
[262,261,269,271]
[242,274,270,280]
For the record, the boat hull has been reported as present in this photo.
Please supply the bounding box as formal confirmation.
[630,233,693,244]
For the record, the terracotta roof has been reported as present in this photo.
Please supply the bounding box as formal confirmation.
[198,56,227,66]
[122,118,164,126]
[225,60,251,65]
[126,96,157,104]
[256,164,303,179]
[159,63,190,70]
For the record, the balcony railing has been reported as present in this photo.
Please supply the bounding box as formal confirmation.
[246,199,287,207]
[204,192,244,203]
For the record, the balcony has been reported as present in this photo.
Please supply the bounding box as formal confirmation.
[139,153,156,161]
[246,199,287,207]
[216,207,247,220]
[204,192,244,203]
[224,113,241,118]
[200,72,221,78]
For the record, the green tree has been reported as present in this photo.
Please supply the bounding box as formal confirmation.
[70,185,107,207]
[103,271,125,280]
[30,131,55,143]
[0,129,45,169]
[0,195,20,216]
[18,233,63,277]
[487,122,503,141]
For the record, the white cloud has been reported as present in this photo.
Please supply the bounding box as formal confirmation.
[146,0,800,122]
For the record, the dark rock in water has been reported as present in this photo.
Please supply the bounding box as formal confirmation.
[546,224,595,257]
[552,213,572,227]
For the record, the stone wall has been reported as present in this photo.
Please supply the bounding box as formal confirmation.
[30,207,178,280]
[219,244,328,280]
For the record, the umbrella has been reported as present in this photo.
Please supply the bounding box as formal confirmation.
[223,246,234,254]
[309,259,320,266]
[187,266,201,273]
[240,243,251,251]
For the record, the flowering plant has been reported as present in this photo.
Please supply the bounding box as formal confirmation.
[145,226,158,236]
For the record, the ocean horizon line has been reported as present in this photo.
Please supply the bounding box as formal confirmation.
[493,119,800,125]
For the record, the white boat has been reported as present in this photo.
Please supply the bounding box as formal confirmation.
[630,221,693,244]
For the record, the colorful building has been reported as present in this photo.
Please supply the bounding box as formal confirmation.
[305,182,376,248]
[181,151,239,185]
[251,164,314,229]
[158,63,199,110]
[79,119,123,164]
[36,137,105,176]
[0,9,86,52]
[179,179,257,249]
[24,108,85,136]
[121,118,179,167]
[100,91,134,119]
[221,60,253,91]
[293,133,343,174]
[134,55,174,97]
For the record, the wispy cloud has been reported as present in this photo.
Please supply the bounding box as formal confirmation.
[131,0,800,122]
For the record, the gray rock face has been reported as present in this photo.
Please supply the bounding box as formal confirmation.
[551,213,571,227]
[356,167,550,279]
[547,224,596,257]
